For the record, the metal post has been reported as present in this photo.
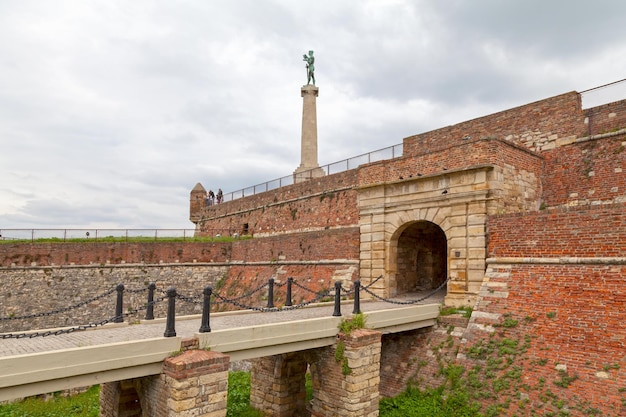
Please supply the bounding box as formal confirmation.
[267,278,275,308]
[199,286,212,333]
[164,287,177,337]
[332,281,342,317]
[145,282,156,320]
[114,284,124,323]
[352,280,361,314]
[285,277,293,307]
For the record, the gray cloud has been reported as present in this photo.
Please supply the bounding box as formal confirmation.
[1,0,625,229]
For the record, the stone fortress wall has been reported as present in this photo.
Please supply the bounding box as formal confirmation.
[0,229,359,332]
[2,88,626,414]
[185,90,626,414]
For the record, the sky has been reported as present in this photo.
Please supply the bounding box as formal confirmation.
[1,0,625,233]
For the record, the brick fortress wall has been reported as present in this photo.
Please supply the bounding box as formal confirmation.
[191,169,359,237]
[457,206,626,415]
[3,90,626,412]
[0,228,359,332]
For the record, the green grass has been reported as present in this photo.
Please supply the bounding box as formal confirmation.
[440,305,473,318]
[227,372,263,417]
[0,386,99,417]
[0,370,481,417]
[380,385,482,417]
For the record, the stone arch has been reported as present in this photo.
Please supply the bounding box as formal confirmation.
[388,219,448,296]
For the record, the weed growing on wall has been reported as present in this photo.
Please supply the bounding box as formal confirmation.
[385,312,626,416]
[335,313,368,375]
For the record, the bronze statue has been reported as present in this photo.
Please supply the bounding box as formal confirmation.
[303,50,315,85]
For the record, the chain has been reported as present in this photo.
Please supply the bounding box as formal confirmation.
[360,278,449,305]
[363,275,383,289]
[213,281,269,304]
[125,286,149,294]
[0,295,168,339]
[175,293,202,305]
[291,280,326,296]
[0,286,118,321]
[212,287,332,313]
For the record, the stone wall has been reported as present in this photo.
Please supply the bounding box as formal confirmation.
[455,205,626,415]
[402,92,585,154]
[100,350,230,417]
[358,137,543,197]
[0,241,232,267]
[379,315,470,397]
[585,98,626,136]
[310,329,382,417]
[0,228,359,332]
[0,263,226,332]
[542,133,626,208]
[250,352,308,416]
[191,170,359,237]
[487,204,626,258]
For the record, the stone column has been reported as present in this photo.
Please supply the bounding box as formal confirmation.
[250,352,308,416]
[162,350,230,417]
[310,329,382,417]
[294,85,325,182]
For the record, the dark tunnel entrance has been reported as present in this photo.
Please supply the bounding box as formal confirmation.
[395,221,447,294]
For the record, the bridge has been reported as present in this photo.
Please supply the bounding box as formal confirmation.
[0,279,444,416]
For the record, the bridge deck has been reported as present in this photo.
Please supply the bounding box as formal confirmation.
[0,292,444,401]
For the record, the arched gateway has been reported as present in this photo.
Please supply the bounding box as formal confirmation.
[393,220,448,294]
[357,166,495,306]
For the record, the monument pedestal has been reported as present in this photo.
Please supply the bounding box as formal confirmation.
[294,85,324,183]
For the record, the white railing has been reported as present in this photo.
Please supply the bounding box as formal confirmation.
[222,143,403,202]
[0,229,201,242]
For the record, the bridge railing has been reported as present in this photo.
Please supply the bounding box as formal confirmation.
[221,143,403,202]
[0,276,447,339]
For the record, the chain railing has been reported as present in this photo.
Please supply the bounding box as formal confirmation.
[0,275,447,339]
[221,143,403,203]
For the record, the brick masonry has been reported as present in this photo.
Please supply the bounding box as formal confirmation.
[0,228,359,332]
[100,350,230,417]
[4,90,626,414]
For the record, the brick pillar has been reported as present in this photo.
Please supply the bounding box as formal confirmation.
[250,352,308,416]
[162,350,230,417]
[310,329,382,417]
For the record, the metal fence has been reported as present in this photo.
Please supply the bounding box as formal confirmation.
[222,143,403,202]
[0,229,199,242]
[580,78,626,109]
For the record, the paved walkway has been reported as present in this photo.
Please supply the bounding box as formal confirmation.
[0,290,445,358]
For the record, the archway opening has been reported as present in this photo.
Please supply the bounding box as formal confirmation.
[396,221,447,294]
[117,381,142,417]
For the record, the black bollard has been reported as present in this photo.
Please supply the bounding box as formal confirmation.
[332,281,342,317]
[146,282,156,320]
[352,280,361,314]
[267,278,275,308]
[114,284,124,323]
[285,277,293,307]
[199,286,212,333]
[164,287,177,337]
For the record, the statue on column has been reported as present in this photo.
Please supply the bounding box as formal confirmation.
[302,50,315,85]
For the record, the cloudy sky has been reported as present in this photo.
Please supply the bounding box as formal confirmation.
[1,0,625,232]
